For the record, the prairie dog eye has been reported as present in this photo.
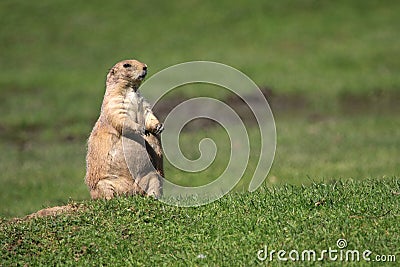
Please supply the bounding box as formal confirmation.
[123,63,132,68]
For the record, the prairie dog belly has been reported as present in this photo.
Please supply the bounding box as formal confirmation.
[108,135,128,176]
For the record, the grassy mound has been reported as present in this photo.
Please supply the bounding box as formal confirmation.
[1,179,398,265]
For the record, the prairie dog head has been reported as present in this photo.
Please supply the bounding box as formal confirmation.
[106,59,148,91]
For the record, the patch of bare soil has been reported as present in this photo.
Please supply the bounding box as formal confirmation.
[339,88,400,114]
[152,86,399,131]
[152,86,308,131]
[11,203,85,222]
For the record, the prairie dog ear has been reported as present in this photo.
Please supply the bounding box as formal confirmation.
[106,67,116,86]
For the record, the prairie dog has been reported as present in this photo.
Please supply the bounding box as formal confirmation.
[85,59,164,200]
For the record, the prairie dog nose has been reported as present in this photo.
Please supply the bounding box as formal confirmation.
[139,66,147,79]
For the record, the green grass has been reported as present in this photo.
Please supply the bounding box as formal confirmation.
[0,141,87,218]
[1,1,399,96]
[1,0,399,140]
[170,112,400,186]
[1,179,399,266]
[1,112,398,218]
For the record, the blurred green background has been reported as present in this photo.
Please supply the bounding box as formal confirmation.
[0,0,399,217]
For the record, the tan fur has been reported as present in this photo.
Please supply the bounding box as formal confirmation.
[85,59,164,200]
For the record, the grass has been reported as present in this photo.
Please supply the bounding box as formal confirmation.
[0,0,399,265]
[169,112,400,187]
[1,179,399,265]
[1,1,399,95]
[1,0,399,142]
[1,112,398,218]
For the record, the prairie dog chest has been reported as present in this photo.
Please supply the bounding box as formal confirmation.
[124,91,145,125]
